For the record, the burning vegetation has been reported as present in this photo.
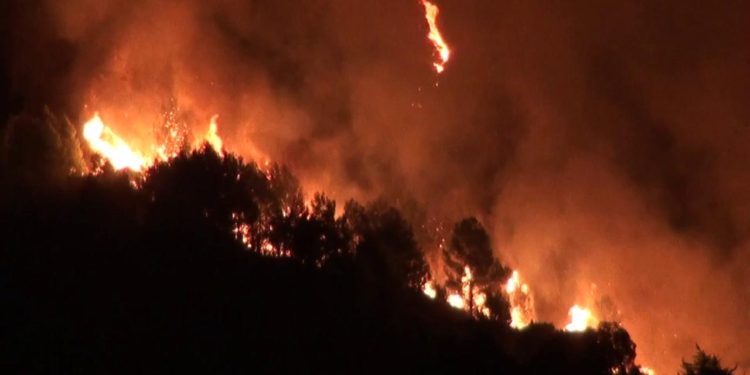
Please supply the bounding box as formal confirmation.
[65,103,669,374]
[76,108,618,336]
[1,100,738,373]
[0,0,745,374]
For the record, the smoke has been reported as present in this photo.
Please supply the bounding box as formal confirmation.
[2,0,749,372]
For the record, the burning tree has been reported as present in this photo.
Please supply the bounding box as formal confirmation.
[443,217,511,318]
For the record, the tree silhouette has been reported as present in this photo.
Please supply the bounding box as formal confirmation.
[252,162,305,256]
[595,322,638,374]
[271,193,346,265]
[343,200,430,290]
[141,145,260,244]
[679,345,737,375]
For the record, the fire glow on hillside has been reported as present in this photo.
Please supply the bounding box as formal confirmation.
[68,3,671,372]
[82,112,225,172]
[564,305,598,332]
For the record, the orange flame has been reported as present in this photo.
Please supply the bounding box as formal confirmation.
[82,113,150,172]
[564,305,598,332]
[83,111,228,173]
[204,115,224,156]
[420,0,451,73]
[447,293,465,309]
[505,270,534,329]
[423,281,437,299]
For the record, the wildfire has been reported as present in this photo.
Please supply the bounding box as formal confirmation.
[434,266,490,316]
[82,111,225,173]
[204,115,223,156]
[447,293,465,309]
[505,270,534,329]
[420,0,451,73]
[564,305,598,332]
[232,213,253,246]
[423,281,437,299]
[82,113,150,171]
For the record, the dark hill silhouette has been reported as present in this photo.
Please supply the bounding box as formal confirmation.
[0,135,729,374]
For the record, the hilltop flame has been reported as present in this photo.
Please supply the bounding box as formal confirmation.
[204,115,224,156]
[505,270,534,329]
[82,111,225,173]
[423,267,537,325]
[564,305,598,332]
[420,0,451,73]
[425,266,490,315]
[423,281,437,299]
[82,113,150,171]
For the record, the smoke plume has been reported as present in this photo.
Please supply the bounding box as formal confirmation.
[1,0,748,372]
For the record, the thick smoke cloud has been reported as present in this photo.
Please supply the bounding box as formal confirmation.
[2,0,748,372]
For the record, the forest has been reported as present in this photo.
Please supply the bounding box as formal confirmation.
[0,109,738,374]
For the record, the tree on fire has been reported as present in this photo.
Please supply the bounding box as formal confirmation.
[444,217,511,318]
[251,162,305,254]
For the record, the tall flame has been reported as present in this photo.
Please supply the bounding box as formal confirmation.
[83,111,228,173]
[82,113,149,172]
[423,281,437,299]
[420,0,451,73]
[505,270,534,329]
[564,305,598,332]
[205,115,224,156]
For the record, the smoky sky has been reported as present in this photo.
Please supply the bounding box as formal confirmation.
[1,0,749,372]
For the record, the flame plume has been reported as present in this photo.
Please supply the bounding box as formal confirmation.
[423,281,437,299]
[204,115,224,156]
[83,113,150,172]
[505,270,534,329]
[82,111,225,173]
[420,0,451,73]
[564,305,598,332]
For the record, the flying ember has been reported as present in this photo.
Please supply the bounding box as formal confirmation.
[420,0,451,73]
